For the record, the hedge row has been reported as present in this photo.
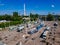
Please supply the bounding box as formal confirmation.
[0,20,23,28]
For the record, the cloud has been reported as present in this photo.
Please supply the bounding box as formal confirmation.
[51,5,55,8]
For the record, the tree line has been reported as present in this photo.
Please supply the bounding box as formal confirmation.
[0,12,60,21]
[30,13,60,21]
[0,12,60,28]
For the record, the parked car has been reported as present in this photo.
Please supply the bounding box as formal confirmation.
[17,25,24,32]
[54,22,58,26]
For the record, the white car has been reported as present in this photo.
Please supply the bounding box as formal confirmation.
[17,26,24,31]
[43,31,49,39]
[46,27,50,30]
[9,26,17,30]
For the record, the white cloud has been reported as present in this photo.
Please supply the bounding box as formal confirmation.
[51,4,55,8]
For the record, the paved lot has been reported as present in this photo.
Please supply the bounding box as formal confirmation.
[0,21,60,45]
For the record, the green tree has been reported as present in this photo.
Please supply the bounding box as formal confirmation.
[42,16,46,21]
[4,14,11,20]
[0,14,12,21]
[58,17,60,21]
[13,12,18,17]
[30,13,39,21]
[0,16,3,20]
[47,14,54,21]
[10,16,21,21]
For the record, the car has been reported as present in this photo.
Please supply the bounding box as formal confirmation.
[43,31,49,38]
[17,26,24,32]
[28,28,38,34]
[54,22,58,26]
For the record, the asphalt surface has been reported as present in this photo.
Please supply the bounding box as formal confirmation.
[0,21,60,45]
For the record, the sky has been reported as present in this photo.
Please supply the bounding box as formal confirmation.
[0,0,60,15]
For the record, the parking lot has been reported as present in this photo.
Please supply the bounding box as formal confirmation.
[0,21,60,45]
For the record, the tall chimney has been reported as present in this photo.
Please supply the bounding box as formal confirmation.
[24,3,26,16]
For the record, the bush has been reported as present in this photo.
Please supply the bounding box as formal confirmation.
[47,14,54,21]
[58,17,60,21]
[0,21,23,28]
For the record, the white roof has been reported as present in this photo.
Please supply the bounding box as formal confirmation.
[9,26,17,30]
[46,27,50,30]
[23,17,30,20]
[43,31,49,35]
[18,26,24,30]
[0,20,7,22]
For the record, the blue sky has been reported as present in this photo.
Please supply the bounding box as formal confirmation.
[0,0,60,15]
